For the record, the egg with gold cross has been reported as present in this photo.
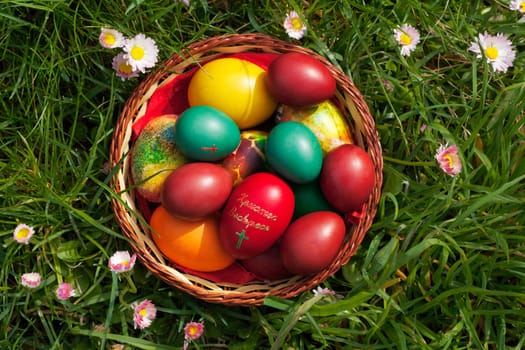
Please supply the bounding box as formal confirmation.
[219,172,294,259]
[174,105,241,162]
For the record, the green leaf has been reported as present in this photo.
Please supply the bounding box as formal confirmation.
[263,296,294,311]
[56,240,83,262]
[309,291,374,317]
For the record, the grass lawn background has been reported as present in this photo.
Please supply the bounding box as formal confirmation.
[1,0,525,349]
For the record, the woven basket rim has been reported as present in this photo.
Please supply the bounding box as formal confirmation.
[109,33,383,306]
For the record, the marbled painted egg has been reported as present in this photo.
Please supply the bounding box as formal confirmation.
[222,130,268,186]
[219,172,295,259]
[131,115,187,202]
[276,100,353,154]
[174,105,241,161]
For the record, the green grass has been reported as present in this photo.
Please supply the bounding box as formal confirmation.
[1,0,525,349]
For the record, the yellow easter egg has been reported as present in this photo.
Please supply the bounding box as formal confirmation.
[276,100,353,155]
[187,57,278,129]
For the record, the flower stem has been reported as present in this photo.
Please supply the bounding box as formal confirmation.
[101,272,118,350]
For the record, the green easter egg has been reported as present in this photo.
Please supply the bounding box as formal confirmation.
[175,106,241,161]
[291,181,338,219]
[276,100,354,155]
[265,121,323,184]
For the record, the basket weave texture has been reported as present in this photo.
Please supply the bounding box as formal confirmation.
[109,33,383,306]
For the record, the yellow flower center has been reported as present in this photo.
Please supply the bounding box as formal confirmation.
[291,18,303,30]
[485,46,498,60]
[400,33,412,46]
[130,46,145,60]
[104,33,116,46]
[118,62,133,74]
[121,260,130,266]
[187,326,198,336]
[521,2,525,11]
[16,228,30,239]
[443,154,454,168]
[139,309,148,317]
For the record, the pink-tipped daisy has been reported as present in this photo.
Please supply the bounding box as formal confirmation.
[21,272,42,288]
[132,299,157,329]
[108,251,137,273]
[112,53,140,81]
[312,286,336,297]
[123,34,159,73]
[99,28,126,49]
[184,321,204,340]
[510,0,525,12]
[468,32,516,73]
[283,11,307,40]
[13,224,35,244]
[393,24,420,56]
[56,282,76,300]
[183,321,204,350]
[435,144,462,176]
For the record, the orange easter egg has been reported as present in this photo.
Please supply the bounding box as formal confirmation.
[149,206,235,272]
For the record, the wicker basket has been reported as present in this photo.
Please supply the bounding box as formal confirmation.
[109,33,383,306]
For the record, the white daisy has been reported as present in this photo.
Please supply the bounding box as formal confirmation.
[123,34,159,73]
[112,53,140,81]
[510,0,525,12]
[393,24,420,56]
[283,11,307,40]
[13,223,35,244]
[468,32,516,73]
[99,28,125,49]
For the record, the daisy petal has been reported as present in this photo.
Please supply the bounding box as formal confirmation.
[283,11,307,40]
[394,24,420,56]
[468,32,516,73]
[132,299,157,329]
[123,34,159,73]
[112,53,140,81]
[99,28,125,49]
[435,144,462,176]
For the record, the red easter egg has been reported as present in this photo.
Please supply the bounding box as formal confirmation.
[280,211,346,276]
[266,52,336,107]
[241,243,292,281]
[161,162,233,220]
[319,144,375,213]
[219,172,294,259]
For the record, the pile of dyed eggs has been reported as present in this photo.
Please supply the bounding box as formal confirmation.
[130,52,376,281]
